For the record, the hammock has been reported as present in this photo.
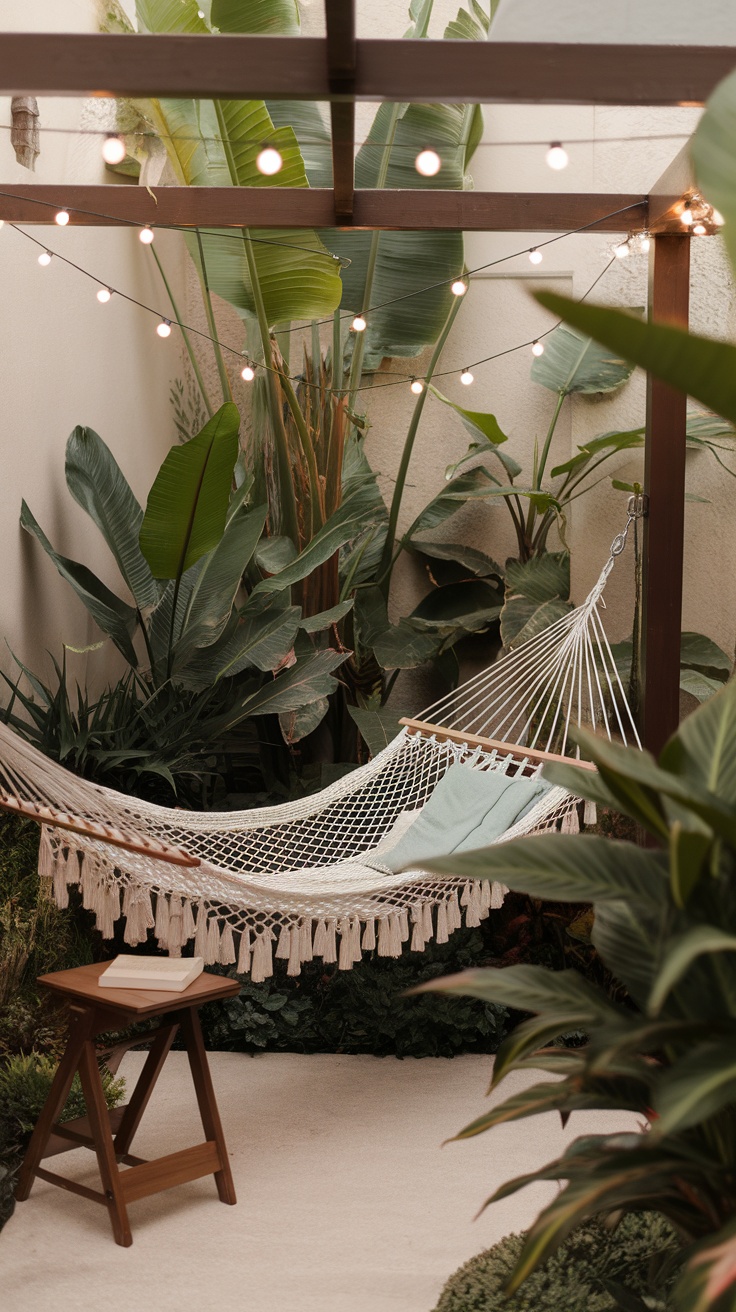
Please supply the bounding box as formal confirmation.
[0,505,642,982]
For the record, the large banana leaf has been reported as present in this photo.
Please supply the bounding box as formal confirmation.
[178,594,301,688]
[692,66,736,272]
[210,0,299,32]
[531,320,638,396]
[174,502,268,654]
[139,403,240,580]
[20,501,139,667]
[64,426,159,612]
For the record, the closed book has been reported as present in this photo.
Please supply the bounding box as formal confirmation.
[99,955,204,992]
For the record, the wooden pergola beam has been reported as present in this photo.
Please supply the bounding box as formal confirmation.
[325,0,356,224]
[0,186,648,232]
[0,34,733,105]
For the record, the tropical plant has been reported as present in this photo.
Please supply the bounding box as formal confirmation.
[417,677,736,1311]
[434,1212,680,1312]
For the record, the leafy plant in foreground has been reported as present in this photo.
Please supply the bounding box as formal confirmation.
[418,677,736,1310]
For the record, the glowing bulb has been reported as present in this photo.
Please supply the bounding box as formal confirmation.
[713,208,725,226]
[157,318,172,338]
[351,315,367,332]
[139,226,154,244]
[102,134,126,166]
[681,205,694,227]
[410,378,424,395]
[197,7,204,14]
[528,248,543,265]
[0,219,4,230]
[241,363,255,382]
[546,142,569,171]
[531,340,544,357]
[54,209,70,226]
[415,149,441,177]
[639,231,651,254]
[96,287,112,303]
[614,240,630,259]
[460,369,474,386]
[450,279,467,296]
[693,221,707,236]
[256,146,283,176]
[38,250,52,266]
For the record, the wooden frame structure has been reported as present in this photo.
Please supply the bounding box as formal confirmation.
[0,19,725,754]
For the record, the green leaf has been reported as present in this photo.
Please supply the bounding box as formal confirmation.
[531,319,638,396]
[550,428,645,479]
[429,386,522,480]
[406,466,505,538]
[535,293,736,426]
[409,539,504,579]
[279,696,329,744]
[660,676,736,805]
[680,667,728,703]
[227,647,348,719]
[64,426,158,612]
[180,595,300,687]
[676,1213,736,1312]
[679,631,732,677]
[252,484,380,596]
[417,834,669,910]
[20,501,139,667]
[299,600,354,633]
[649,925,736,1016]
[373,621,448,670]
[347,705,402,757]
[419,961,625,1019]
[139,403,240,580]
[655,1040,736,1133]
[175,503,268,653]
[505,552,570,603]
[692,66,736,272]
[668,821,711,909]
[210,0,300,33]
[501,596,573,650]
[255,536,298,574]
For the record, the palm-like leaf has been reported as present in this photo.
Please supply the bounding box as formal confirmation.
[531,319,638,396]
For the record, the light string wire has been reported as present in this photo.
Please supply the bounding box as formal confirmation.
[0,185,645,330]
[7,210,629,396]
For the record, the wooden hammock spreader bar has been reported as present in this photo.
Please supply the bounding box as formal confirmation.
[399,719,598,773]
[0,792,201,868]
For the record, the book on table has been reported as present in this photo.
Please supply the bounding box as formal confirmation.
[99,955,204,992]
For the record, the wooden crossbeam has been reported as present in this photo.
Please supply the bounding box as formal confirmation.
[325,0,356,224]
[0,35,733,105]
[0,791,200,867]
[0,185,648,232]
[400,718,598,771]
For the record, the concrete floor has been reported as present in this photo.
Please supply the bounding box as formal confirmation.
[1,1051,638,1312]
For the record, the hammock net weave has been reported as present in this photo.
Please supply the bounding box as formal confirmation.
[0,507,642,981]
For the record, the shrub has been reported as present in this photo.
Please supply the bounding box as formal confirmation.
[0,1051,126,1139]
[434,1212,681,1312]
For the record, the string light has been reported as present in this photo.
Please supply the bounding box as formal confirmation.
[638,231,651,254]
[531,341,544,357]
[410,378,424,394]
[614,240,631,259]
[139,226,154,244]
[37,250,52,266]
[241,361,255,381]
[415,149,441,177]
[156,318,172,338]
[713,208,725,226]
[460,368,474,385]
[528,248,543,265]
[450,279,467,296]
[96,287,112,303]
[546,142,569,171]
[351,314,367,332]
[256,146,283,176]
[681,202,694,227]
[101,134,126,166]
[693,221,707,236]
[54,209,70,226]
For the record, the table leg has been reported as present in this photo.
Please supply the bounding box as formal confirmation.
[180,1007,236,1205]
[78,1039,132,1247]
[15,1006,94,1202]
[113,1023,178,1159]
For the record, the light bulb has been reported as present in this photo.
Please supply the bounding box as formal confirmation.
[96,287,112,303]
[0,219,4,230]
[639,231,651,254]
[54,209,70,226]
[38,250,52,266]
[460,369,474,386]
[197,7,205,14]
[531,341,544,357]
[241,363,255,381]
[351,315,367,332]
[139,226,154,244]
[712,208,725,226]
[450,279,467,296]
[415,149,441,177]
[157,318,172,338]
[693,221,707,236]
[256,146,283,176]
[528,248,543,265]
[681,205,694,227]
[410,378,424,395]
[614,240,630,259]
[102,133,126,166]
[546,142,569,171]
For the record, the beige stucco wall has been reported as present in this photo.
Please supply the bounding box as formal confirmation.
[1,0,735,707]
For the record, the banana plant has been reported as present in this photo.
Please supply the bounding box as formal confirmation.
[417,678,736,1311]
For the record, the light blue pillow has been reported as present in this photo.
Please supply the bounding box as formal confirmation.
[377,763,550,872]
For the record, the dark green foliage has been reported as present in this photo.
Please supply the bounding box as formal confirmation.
[0,1052,126,1138]
[200,930,509,1059]
[434,1212,681,1312]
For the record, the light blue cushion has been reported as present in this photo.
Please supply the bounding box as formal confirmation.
[377,763,550,872]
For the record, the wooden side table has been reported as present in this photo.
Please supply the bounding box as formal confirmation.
[15,962,240,1246]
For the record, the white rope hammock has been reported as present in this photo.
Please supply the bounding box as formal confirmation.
[0,506,642,982]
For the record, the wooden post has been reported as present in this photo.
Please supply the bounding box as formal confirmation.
[641,233,691,756]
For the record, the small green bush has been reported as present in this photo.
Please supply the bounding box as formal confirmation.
[0,1051,126,1138]
[433,1212,681,1312]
